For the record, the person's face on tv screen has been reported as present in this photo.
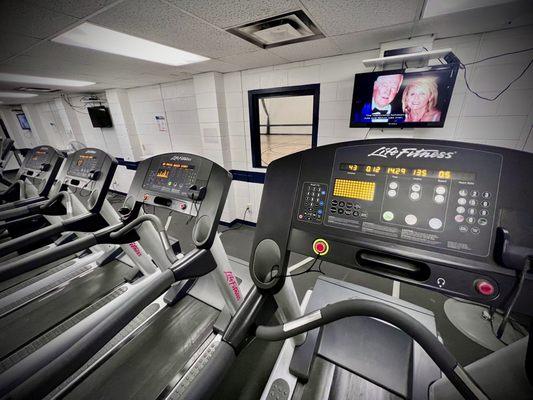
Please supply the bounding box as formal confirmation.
[406,85,431,110]
[372,74,403,107]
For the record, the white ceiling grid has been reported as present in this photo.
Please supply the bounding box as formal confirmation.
[0,0,531,102]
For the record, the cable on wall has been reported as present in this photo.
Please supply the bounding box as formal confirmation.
[459,47,533,102]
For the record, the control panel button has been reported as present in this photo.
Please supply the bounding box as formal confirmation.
[457,198,467,205]
[434,194,445,204]
[475,280,495,296]
[478,218,487,226]
[179,203,187,210]
[471,226,480,234]
[459,189,468,197]
[456,206,466,214]
[467,208,477,215]
[482,192,491,199]
[468,199,477,206]
[435,186,446,195]
[479,209,489,216]
[459,225,468,233]
[429,218,443,230]
[387,189,397,198]
[389,181,398,190]
[467,217,476,224]
[383,211,394,221]
[339,201,345,207]
[411,184,421,192]
[471,190,479,197]
[481,200,490,208]
[410,192,420,201]
[405,214,417,225]
[312,239,330,256]
[455,215,465,223]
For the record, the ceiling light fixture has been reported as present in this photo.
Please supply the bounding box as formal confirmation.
[0,73,95,87]
[53,22,209,66]
[0,92,38,98]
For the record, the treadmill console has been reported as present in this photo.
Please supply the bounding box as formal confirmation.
[299,145,501,257]
[125,152,232,248]
[16,146,64,196]
[56,148,117,212]
[66,149,106,180]
[251,140,533,315]
[142,155,202,202]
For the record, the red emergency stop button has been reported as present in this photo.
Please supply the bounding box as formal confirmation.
[475,279,495,296]
[313,239,329,256]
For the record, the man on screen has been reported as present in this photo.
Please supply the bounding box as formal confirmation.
[354,74,404,123]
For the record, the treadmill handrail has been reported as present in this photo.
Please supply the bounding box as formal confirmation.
[254,299,489,400]
[0,195,46,212]
[0,248,216,399]
[0,212,99,255]
[109,214,176,263]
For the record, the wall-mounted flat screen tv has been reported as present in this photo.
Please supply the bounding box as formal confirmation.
[350,65,458,128]
[87,106,113,128]
[16,113,31,130]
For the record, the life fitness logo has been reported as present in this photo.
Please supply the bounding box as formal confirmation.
[368,146,456,159]
[224,271,241,301]
[128,242,143,257]
[170,155,192,162]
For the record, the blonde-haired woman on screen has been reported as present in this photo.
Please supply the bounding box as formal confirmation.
[402,79,442,122]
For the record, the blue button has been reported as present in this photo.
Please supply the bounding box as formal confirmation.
[317,209,323,214]
[319,200,324,206]
[321,191,326,195]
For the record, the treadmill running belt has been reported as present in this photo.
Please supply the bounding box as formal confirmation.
[64,295,218,400]
[0,260,133,360]
[0,254,77,294]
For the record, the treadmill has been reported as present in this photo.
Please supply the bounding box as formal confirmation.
[0,152,249,399]
[0,138,14,187]
[0,148,121,294]
[168,139,531,400]
[0,145,64,210]
[0,146,64,248]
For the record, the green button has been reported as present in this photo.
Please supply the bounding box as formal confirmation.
[383,211,394,221]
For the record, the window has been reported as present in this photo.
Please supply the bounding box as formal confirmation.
[248,84,319,168]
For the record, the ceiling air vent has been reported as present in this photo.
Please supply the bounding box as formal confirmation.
[228,10,323,49]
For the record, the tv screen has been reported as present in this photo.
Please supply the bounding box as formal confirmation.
[350,65,458,128]
[16,113,31,130]
[87,106,113,128]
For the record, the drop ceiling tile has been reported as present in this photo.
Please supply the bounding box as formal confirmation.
[219,50,289,69]
[301,0,420,36]
[0,1,78,39]
[268,38,341,62]
[90,0,259,59]
[413,0,533,38]
[165,0,301,28]
[25,0,118,19]
[331,23,413,53]
[0,32,40,62]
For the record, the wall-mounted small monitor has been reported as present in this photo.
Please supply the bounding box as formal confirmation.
[16,113,31,130]
[350,65,458,128]
[87,106,113,128]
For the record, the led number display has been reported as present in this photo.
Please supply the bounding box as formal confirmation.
[333,179,375,201]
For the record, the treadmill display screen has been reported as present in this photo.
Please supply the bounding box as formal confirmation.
[25,147,52,169]
[67,151,104,179]
[142,159,198,198]
[339,163,475,181]
[297,144,503,257]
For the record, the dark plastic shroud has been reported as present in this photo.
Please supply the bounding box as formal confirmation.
[250,139,533,316]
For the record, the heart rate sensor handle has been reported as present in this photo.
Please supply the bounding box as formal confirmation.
[187,185,206,201]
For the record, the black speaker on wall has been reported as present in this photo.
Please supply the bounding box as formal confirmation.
[87,106,113,128]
